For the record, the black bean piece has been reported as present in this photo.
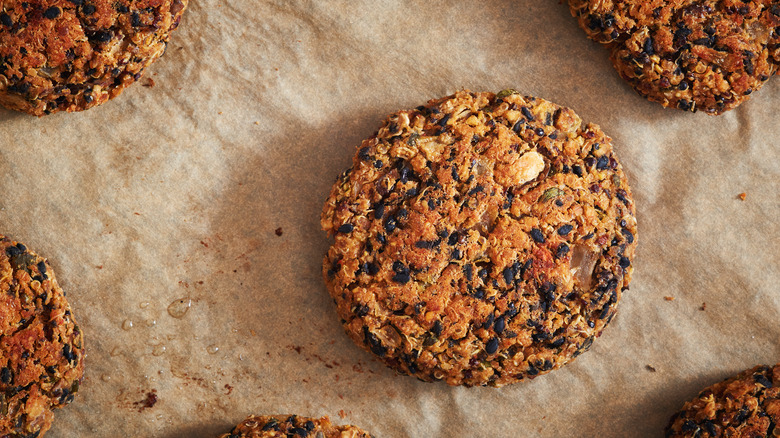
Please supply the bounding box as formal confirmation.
[131,11,143,26]
[485,337,499,354]
[337,223,353,233]
[392,262,410,284]
[82,4,96,15]
[6,245,20,257]
[618,257,630,268]
[43,6,61,18]
[616,189,629,204]
[754,373,773,388]
[289,427,308,436]
[384,217,397,233]
[596,156,609,170]
[520,259,532,276]
[643,37,654,55]
[36,261,47,276]
[89,30,112,43]
[702,420,717,436]
[622,228,634,244]
[503,190,515,209]
[262,418,280,430]
[521,107,535,121]
[63,344,77,362]
[415,240,436,249]
[744,55,755,75]
[572,165,583,176]
[0,13,12,27]
[0,367,11,384]
[355,304,369,317]
[304,421,315,431]
[494,316,505,333]
[502,266,514,285]
[366,262,379,275]
[529,228,545,243]
[556,243,569,259]
[431,320,443,337]
[363,327,387,357]
[542,283,556,303]
[558,224,573,236]
[598,301,612,319]
[463,264,473,281]
[399,166,413,183]
[482,314,495,330]
[674,27,692,47]
[374,203,384,219]
[693,36,714,47]
[734,407,750,423]
[550,338,565,348]
[680,420,697,432]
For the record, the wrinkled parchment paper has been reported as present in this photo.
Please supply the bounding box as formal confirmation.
[1,1,778,436]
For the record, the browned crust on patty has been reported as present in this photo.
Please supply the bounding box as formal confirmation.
[666,364,780,437]
[569,0,780,114]
[0,0,188,116]
[321,90,638,387]
[0,236,84,438]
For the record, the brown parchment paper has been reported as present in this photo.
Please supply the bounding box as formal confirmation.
[0,1,778,437]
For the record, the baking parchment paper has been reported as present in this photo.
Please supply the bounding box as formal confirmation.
[0,1,778,436]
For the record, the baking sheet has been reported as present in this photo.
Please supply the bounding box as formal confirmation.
[1,1,779,436]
